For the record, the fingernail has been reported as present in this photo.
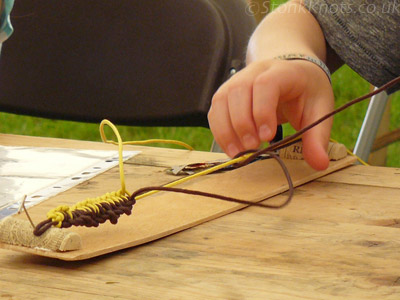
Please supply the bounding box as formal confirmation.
[242,134,258,149]
[258,124,271,141]
[227,143,239,157]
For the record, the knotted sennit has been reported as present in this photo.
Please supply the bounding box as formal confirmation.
[34,190,134,236]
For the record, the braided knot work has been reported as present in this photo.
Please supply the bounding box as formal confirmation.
[34,189,134,236]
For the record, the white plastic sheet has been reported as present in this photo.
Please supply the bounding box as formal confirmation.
[0,146,139,219]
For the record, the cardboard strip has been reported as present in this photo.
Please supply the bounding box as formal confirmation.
[0,155,356,260]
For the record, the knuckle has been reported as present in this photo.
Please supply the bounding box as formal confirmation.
[210,89,227,106]
[253,72,270,87]
[226,80,251,96]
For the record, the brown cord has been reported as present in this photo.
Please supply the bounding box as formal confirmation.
[130,152,294,209]
[33,75,400,236]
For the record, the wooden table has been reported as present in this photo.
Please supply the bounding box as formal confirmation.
[1,133,400,299]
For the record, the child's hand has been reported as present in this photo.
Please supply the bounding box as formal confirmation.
[208,58,334,170]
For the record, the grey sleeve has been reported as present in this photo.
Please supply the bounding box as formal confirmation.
[304,0,400,94]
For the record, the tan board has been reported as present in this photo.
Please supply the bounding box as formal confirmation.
[0,155,356,260]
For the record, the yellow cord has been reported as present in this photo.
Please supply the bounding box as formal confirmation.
[330,138,369,166]
[135,153,252,200]
[46,119,251,227]
[99,120,129,194]
[99,121,193,150]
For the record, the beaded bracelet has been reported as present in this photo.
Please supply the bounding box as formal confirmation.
[274,54,332,83]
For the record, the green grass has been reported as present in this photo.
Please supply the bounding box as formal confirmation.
[1,0,399,166]
[0,113,214,151]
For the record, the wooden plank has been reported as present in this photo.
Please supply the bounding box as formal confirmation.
[0,280,121,300]
[0,152,355,260]
[2,134,399,299]
[1,188,400,299]
[318,165,400,189]
[250,181,400,227]
[158,212,400,300]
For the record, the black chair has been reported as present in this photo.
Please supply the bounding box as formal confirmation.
[0,0,255,130]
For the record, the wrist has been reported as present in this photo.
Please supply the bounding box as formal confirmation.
[274,54,331,83]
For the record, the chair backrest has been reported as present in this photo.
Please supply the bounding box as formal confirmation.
[0,0,255,127]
